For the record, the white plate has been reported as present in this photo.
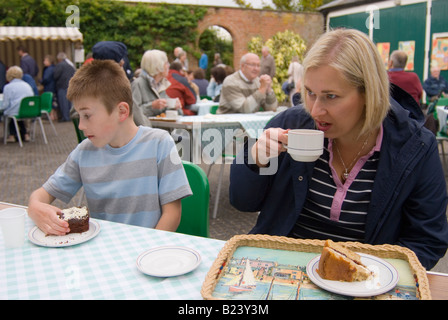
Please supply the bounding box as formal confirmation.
[28,220,100,247]
[306,252,399,297]
[136,246,201,277]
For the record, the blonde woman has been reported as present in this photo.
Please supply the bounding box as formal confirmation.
[131,49,181,117]
[229,28,448,270]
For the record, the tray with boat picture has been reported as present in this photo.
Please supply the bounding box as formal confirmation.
[200,235,431,300]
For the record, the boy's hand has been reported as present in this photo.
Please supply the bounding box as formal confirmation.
[28,203,70,236]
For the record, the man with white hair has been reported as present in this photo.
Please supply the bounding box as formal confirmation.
[218,52,277,114]
[423,66,448,101]
[387,50,422,104]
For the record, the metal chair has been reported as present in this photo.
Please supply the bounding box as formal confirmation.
[40,92,57,135]
[3,96,48,147]
[71,117,86,206]
[177,160,210,237]
[72,118,86,143]
[205,103,231,219]
[426,96,448,170]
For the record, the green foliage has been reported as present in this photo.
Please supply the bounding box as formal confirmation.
[199,28,233,73]
[248,30,307,102]
[233,0,333,12]
[0,0,207,69]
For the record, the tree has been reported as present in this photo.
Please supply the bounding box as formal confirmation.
[248,30,307,102]
[233,0,333,11]
[0,0,207,69]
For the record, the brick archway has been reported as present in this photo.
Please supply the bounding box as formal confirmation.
[197,7,324,68]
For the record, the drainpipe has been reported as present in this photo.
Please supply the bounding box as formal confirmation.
[423,0,432,103]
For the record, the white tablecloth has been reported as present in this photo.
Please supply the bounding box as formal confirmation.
[0,216,225,299]
[437,106,448,133]
[151,112,278,163]
[193,100,219,116]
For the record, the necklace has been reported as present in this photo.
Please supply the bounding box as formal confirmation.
[333,134,371,181]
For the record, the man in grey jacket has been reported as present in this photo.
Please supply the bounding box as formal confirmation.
[218,53,277,114]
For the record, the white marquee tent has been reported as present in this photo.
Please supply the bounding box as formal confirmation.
[0,26,83,79]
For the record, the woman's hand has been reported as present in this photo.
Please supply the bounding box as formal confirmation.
[251,128,289,167]
[152,99,167,110]
[174,98,182,110]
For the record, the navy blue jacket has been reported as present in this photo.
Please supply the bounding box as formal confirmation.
[230,85,448,269]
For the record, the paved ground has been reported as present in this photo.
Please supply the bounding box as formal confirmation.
[1,118,447,273]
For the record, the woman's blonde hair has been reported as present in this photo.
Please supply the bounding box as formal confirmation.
[302,28,390,136]
[6,66,23,82]
[140,49,168,76]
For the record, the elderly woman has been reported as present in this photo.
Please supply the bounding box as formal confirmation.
[131,49,181,117]
[2,66,34,143]
[229,28,448,270]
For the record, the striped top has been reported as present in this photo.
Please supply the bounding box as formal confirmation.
[289,126,383,242]
[43,126,192,228]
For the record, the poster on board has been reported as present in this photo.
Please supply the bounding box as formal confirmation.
[431,37,448,70]
[377,42,390,69]
[398,40,415,71]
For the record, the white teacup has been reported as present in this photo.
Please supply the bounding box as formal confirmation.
[166,98,177,109]
[286,129,324,162]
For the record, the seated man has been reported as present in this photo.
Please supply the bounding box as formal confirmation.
[218,53,277,114]
[387,50,423,104]
[166,62,197,115]
[423,66,448,101]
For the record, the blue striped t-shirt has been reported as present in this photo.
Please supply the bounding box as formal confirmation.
[43,126,192,228]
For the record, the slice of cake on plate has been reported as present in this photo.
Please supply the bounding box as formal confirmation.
[317,239,373,282]
[59,206,90,234]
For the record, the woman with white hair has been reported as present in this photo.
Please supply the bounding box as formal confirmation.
[2,66,34,143]
[229,28,448,270]
[131,49,181,117]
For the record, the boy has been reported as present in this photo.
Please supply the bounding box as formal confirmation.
[28,60,192,235]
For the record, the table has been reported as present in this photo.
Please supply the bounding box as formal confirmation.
[436,106,448,133]
[193,100,218,116]
[0,202,225,300]
[1,201,447,300]
[150,112,277,163]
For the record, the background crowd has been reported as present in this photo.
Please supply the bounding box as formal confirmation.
[1,40,447,143]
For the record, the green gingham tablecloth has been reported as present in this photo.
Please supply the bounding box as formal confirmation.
[173,112,277,163]
[0,217,225,300]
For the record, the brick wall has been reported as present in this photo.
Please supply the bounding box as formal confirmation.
[197,7,324,68]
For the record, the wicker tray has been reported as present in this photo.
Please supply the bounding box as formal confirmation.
[201,234,431,300]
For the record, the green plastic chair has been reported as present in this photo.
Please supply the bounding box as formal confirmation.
[40,92,57,135]
[72,118,86,143]
[209,105,219,114]
[3,96,47,147]
[177,160,210,237]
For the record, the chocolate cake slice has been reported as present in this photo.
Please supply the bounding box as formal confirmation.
[60,206,90,234]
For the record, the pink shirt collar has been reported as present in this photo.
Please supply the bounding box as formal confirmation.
[327,124,383,221]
